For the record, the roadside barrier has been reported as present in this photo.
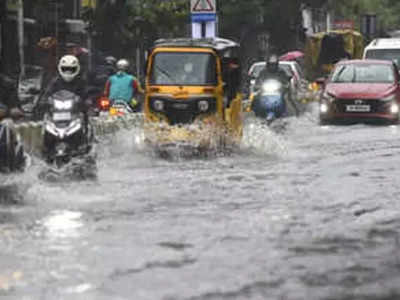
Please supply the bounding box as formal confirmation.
[14,113,144,154]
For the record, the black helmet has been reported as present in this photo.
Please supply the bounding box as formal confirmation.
[266,54,279,72]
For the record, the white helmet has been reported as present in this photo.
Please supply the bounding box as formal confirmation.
[58,55,80,82]
[116,59,129,71]
[105,56,117,65]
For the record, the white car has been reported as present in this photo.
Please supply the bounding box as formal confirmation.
[247,60,306,100]
[363,38,400,65]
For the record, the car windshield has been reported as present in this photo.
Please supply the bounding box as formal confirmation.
[365,49,400,66]
[279,64,294,78]
[150,52,217,85]
[249,64,265,78]
[331,64,395,83]
[249,63,293,78]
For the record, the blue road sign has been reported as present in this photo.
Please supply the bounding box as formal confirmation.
[191,13,216,23]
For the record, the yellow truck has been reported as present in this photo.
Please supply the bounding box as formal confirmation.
[305,29,364,82]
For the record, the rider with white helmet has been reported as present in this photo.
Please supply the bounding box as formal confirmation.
[104,58,143,110]
[42,54,91,127]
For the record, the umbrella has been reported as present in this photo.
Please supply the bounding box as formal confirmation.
[279,51,304,61]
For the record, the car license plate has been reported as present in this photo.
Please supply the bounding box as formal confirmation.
[53,112,71,121]
[346,105,370,112]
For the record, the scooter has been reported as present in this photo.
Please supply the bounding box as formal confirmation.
[109,99,134,116]
[251,79,289,124]
[42,90,95,170]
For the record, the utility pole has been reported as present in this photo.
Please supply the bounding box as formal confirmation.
[18,0,25,76]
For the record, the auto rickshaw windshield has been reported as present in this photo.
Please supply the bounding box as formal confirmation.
[150,52,217,86]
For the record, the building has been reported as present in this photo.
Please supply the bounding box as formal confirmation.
[2,0,93,75]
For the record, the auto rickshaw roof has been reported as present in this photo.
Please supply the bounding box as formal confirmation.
[152,37,240,53]
[309,29,362,40]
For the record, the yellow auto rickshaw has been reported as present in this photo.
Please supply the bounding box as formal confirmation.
[305,29,364,90]
[143,37,243,151]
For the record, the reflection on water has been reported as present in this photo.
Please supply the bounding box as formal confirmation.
[41,210,83,240]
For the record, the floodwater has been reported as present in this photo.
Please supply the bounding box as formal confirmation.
[1,104,400,300]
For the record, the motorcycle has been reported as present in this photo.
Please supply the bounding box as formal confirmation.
[251,78,289,123]
[0,118,27,173]
[42,90,96,171]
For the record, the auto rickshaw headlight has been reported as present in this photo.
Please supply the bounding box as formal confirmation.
[198,100,209,112]
[153,100,164,112]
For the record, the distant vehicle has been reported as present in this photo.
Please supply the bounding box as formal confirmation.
[319,59,400,124]
[247,61,304,100]
[304,29,364,81]
[363,38,400,66]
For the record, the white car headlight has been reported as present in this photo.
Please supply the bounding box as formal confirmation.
[54,99,73,110]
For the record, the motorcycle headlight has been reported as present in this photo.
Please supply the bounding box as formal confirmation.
[262,81,282,93]
[152,99,164,112]
[54,99,74,110]
[198,100,209,112]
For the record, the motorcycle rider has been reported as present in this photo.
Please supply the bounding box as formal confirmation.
[255,54,299,116]
[104,56,117,76]
[0,73,24,120]
[104,58,143,110]
[0,73,25,171]
[42,55,91,130]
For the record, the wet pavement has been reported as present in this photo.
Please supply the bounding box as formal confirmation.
[1,104,400,300]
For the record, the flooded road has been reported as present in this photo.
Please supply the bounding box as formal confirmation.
[1,104,400,300]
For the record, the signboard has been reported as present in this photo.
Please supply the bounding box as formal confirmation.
[81,0,97,9]
[191,0,217,38]
[7,0,19,13]
[361,14,377,38]
[333,20,354,30]
[191,0,216,14]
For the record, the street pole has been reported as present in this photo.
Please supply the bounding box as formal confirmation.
[17,0,25,76]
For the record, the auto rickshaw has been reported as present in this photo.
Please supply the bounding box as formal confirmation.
[143,37,243,152]
[304,29,364,91]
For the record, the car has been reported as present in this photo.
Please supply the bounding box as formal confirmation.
[247,61,304,100]
[319,59,400,124]
[363,38,400,65]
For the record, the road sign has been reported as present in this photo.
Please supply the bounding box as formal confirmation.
[191,13,216,22]
[191,0,216,14]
